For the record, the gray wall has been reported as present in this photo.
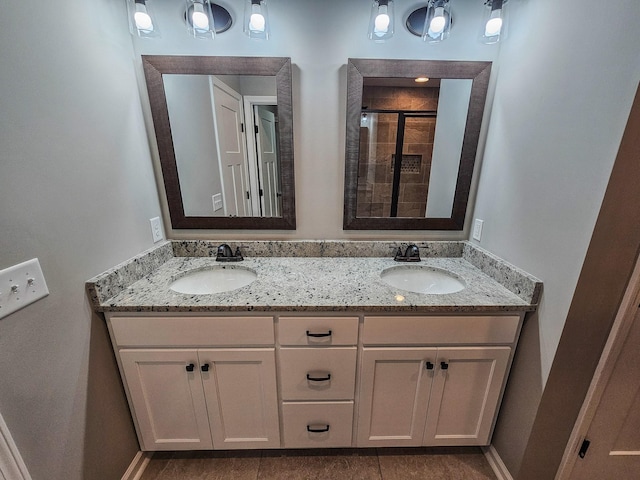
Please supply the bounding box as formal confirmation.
[471,0,640,475]
[164,74,223,216]
[0,0,160,478]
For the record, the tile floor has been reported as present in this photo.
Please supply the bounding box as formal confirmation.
[139,447,498,480]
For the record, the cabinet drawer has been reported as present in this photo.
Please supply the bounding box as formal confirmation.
[362,315,521,345]
[278,316,359,346]
[279,348,357,400]
[282,401,353,448]
[110,316,274,347]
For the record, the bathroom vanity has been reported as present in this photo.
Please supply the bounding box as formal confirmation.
[87,241,541,452]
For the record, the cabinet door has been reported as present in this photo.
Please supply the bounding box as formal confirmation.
[199,348,280,449]
[119,349,213,450]
[423,347,511,446]
[357,347,437,447]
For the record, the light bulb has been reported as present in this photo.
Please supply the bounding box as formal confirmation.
[192,3,209,31]
[485,10,502,37]
[429,6,446,35]
[373,5,390,36]
[249,12,265,32]
[134,3,154,31]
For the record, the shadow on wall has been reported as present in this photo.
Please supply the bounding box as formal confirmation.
[491,309,544,477]
[82,311,139,479]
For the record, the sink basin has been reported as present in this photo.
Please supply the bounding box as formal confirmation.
[170,266,257,295]
[380,265,465,295]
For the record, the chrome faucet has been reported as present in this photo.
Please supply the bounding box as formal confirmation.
[216,244,244,262]
[393,244,421,262]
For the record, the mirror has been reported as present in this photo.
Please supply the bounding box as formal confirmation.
[343,59,491,230]
[142,55,295,229]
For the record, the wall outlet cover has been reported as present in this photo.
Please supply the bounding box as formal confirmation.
[0,258,49,320]
[150,217,163,243]
[473,219,484,241]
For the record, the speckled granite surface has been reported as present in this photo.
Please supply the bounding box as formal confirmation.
[87,241,542,314]
[171,240,465,259]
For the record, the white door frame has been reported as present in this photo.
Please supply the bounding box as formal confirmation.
[556,253,640,479]
[243,95,277,216]
[0,412,31,480]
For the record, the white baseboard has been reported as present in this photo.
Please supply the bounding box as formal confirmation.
[483,445,515,480]
[0,412,31,480]
[121,451,151,480]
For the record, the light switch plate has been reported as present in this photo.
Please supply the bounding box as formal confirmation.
[0,258,49,320]
[473,219,484,241]
[150,217,163,243]
[212,194,223,212]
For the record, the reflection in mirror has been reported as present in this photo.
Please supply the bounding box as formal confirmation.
[344,59,491,230]
[142,56,295,230]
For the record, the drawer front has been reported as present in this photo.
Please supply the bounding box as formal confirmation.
[279,348,357,400]
[282,401,354,448]
[110,316,274,347]
[278,316,359,346]
[362,315,521,345]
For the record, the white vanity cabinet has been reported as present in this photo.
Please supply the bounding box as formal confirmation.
[106,311,523,452]
[356,315,520,448]
[277,316,359,448]
[107,315,280,451]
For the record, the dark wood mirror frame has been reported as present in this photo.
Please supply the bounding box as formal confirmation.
[343,58,492,230]
[142,55,296,230]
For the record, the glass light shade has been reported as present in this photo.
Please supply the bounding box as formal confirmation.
[480,0,508,44]
[423,0,451,44]
[244,0,270,40]
[186,0,215,39]
[368,0,394,42]
[127,0,160,38]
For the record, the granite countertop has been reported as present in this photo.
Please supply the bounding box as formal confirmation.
[87,241,542,314]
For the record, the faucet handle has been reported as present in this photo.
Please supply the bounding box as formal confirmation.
[404,244,421,261]
[234,246,244,261]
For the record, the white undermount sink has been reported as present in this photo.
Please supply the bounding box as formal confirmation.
[380,265,466,295]
[170,266,257,295]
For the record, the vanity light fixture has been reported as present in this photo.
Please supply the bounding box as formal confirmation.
[127,0,159,38]
[415,76,429,83]
[244,0,270,40]
[183,1,232,39]
[423,0,452,43]
[406,0,452,43]
[368,0,395,42]
[480,0,508,44]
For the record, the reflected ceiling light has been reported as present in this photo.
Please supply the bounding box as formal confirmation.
[480,0,508,44]
[244,0,270,40]
[368,0,395,42]
[183,1,232,39]
[415,77,430,83]
[127,0,159,38]
[406,0,452,44]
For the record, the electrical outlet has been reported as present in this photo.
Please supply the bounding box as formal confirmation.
[473,219,484,241]
[0,258,49,320]
[212,194,223,212]
[150,217,163,243]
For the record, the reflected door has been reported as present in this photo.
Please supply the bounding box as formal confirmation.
[211,79,252,217]
[255,105,281,217]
